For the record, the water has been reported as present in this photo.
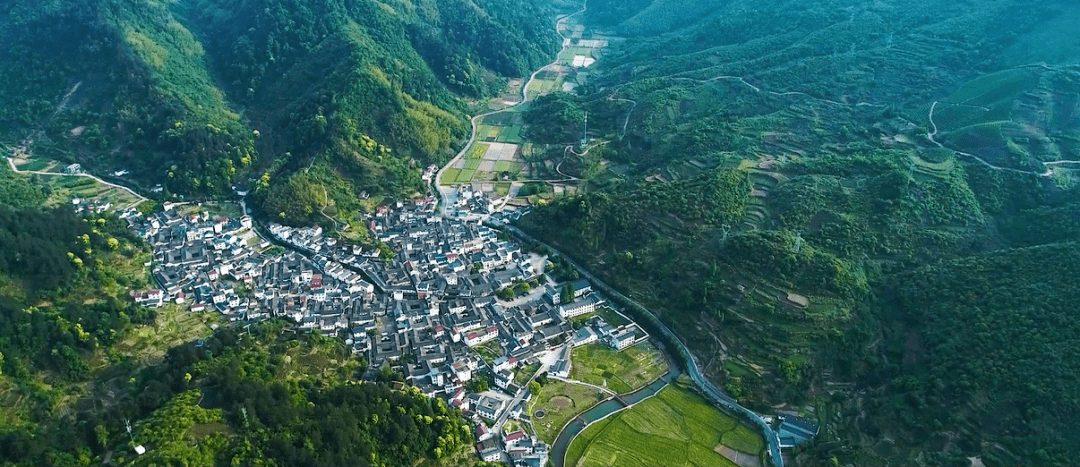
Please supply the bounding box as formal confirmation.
[549,370,680,467]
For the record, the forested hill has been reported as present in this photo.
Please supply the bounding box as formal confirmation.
[519,0,1080,465]
[0,0,557,223]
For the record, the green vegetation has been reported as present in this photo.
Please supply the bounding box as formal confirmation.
[569,342,667,394]
[524,94,586,143]
[0,317,477,467]
[565,384,757,467]
[0,171,475,466]
[528,379,606,444]
[0,0,559,226]
[519,0,1080,465]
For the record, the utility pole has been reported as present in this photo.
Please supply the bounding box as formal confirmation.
[581,111,588,147]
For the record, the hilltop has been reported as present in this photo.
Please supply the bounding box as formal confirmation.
[0,0,559,225]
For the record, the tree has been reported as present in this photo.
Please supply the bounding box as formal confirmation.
[528,381,540,396]
[498,287,515,300]
[561,283,574,303]
[107,237,119,251]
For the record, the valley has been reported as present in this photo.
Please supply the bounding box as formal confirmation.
[2,0,1080,466]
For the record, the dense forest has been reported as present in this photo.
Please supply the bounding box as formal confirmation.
[0,0,559,225]
[0,166,474,466]
[1,321,476,467]
[519,0,1080,465]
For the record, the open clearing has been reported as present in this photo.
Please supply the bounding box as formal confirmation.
[112,303,218,365]
[565,384,762,467]
[569,341,667,394]
[529,379,607,444]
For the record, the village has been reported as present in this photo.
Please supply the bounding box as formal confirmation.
[119,196,649,466]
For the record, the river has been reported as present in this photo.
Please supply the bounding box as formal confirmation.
[550,370,679,467]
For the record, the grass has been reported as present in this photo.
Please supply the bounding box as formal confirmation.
[113,303,218,365]
[276,339,358,382]
[473,339,501,365]
[529,380,607,444]
[494,182,511,197]
[569,342,667,394]
[440,168,461,184]
[566,385,759,467]
[456,169,476,183]
[515,362,541,385]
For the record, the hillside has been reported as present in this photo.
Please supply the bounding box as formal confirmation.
[0,164,473,466]
[0,0,558,225]
[518,0,1080,465]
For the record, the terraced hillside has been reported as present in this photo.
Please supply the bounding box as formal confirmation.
[519,0,1080,465]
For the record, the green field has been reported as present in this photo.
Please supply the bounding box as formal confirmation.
[466,142,488,159]
[493,160,516,172]
[500,125,524,143]
[565,385,761,467]
[529,380,607,444]
[463,159,481,170]
[14,159,50,171]
[456,169,477,183]
[570,342,667,394]
[440,168,461,184]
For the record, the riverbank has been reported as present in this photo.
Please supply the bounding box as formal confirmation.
[497,223,785,467]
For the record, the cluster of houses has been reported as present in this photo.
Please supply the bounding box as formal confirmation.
[121,198,649,466]
[476,426,549,467]
[452,184,501,215]
[71,197,114,214]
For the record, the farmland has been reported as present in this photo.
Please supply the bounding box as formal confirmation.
[529,379,608,444]
[569,341,668,394]
[564,384,761,467]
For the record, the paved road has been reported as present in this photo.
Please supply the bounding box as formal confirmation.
[7,156,148,209]
[550,376,616,396]
[433,4,589,216]
[499,224,785,467]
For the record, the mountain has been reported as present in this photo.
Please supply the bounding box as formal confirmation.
[519,0,1080,465]
[0,0,558,225]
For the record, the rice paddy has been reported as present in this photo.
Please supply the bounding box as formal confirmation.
[564,385,763,467]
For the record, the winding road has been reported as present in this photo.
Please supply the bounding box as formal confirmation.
[434,3,590,215]
[498,224,785,467]
[7,155,148,210]
[927,100,1080,177]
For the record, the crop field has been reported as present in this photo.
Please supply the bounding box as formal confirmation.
[9,156,143,211]
[440,168,460,184]
[529,380,607,444]
[456,169,477,183]
[14,158,51,171]
[565,385,758,467]
[569,342,667,394]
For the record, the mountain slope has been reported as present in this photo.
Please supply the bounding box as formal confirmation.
[520,0,1080,465]
[0,0,558,224]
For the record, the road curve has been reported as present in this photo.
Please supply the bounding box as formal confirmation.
[498,224,785,467]
[7,155,148,209]
[433,3,589,215]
